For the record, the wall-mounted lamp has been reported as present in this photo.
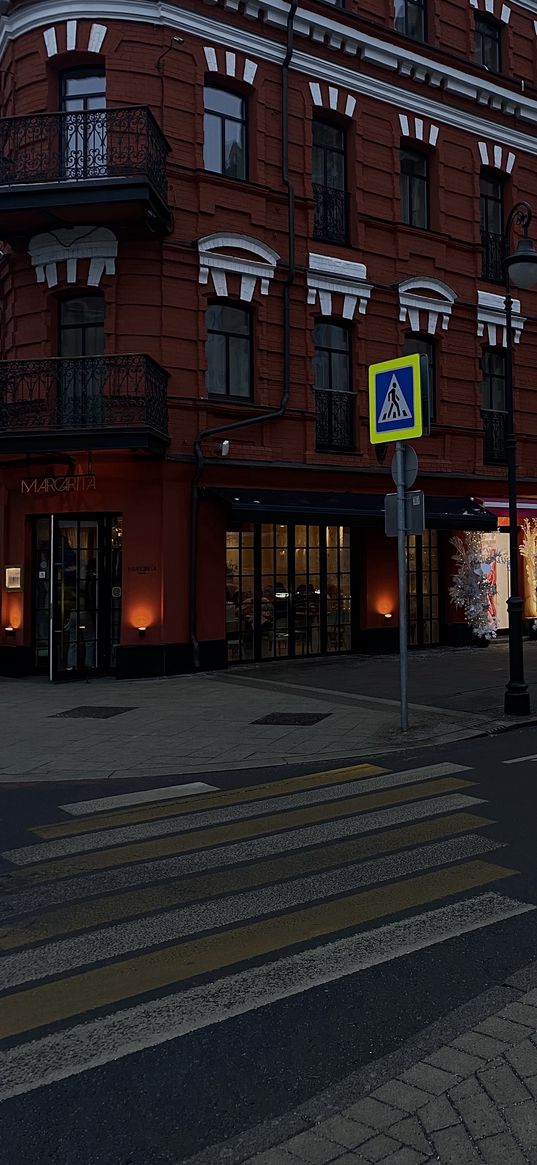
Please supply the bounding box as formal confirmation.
[138,626,147,638]
[4,625,15,637]
[383,612,393,621]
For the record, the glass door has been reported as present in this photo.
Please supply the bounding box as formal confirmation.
[32,515,122,679]
[407,529,440,647]
[61,69,107,179]
[225,524,352,662]
[58,295,105,428]
[51,518,100,679]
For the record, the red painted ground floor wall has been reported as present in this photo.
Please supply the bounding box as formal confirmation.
[0,453,533,678]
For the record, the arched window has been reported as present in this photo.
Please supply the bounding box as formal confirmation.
[205,304,252,398]
[400,147,429,229]
[60,68,106,180]
[203,87,247,180]
[394,0,427,42]
[481,346,507,465]
[312,118,347,243]
[480,171,505,282]
[475,14,502,73]
[313,320,353,450]
[58,293,106,426]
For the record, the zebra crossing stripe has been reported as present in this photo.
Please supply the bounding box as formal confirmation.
[4,789,483,883]
[0,892,531,1103]
[0,808,492,928]
[45,762,467,837]
[3,776,475,867]
[0,835,504,990]
[0,859,515,1040]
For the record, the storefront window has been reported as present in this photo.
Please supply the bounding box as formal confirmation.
[225,523,351,662]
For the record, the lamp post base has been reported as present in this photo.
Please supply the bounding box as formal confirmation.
[504,684,531,717]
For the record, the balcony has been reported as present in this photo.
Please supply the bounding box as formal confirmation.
[481,231,505,283]
[315,389,354,452]
[313,184,348,245]
[0,107,172,239]
[482,408,507,465]
[0,354,169,454]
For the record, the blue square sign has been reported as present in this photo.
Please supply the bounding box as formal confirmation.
[369,354,423,444]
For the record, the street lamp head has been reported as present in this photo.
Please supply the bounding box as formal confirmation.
[505,234,537,290]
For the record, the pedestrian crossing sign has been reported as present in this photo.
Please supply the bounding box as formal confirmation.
[368,354,423,444]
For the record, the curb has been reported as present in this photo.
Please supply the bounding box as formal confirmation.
[181,957,537,1165]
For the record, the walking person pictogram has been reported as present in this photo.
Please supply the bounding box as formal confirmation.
[379,374,412,424]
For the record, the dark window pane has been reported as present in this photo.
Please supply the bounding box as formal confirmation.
[229,337,251,395]
[205,333,226,394]
[313,349,330,390]
[203,87,247,179]
[476,16,501,71]
[331,352,350,391]
[400,149,428,228]
[206,305,251,398]
[313,121,345,151]
[204,88,244,118]
[394,0,426,40]
[224,120,246,179]
[203,113,222,173]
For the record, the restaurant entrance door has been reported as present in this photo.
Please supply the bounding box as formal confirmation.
[32,514,123,679]
[225,523,351,662]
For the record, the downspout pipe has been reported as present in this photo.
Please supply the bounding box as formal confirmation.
[190,0,298,669]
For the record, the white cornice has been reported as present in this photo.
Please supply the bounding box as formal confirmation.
[3,2,537,153]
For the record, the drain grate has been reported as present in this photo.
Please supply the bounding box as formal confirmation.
[252,712,331,726]
[52,706,136,720]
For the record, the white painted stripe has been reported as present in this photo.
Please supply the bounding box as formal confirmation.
[501,3,511,22]
[504,753,537,764]
[506,151,516,173]
[399,113,409,137]
[66,19,77,50]
[43,27,57,56]
[225,50,236,76]
[4,764,470,865]
[204,45,218,71]
[0,793,484,921]
[243,58,257,84]
[328,85,338,110]
[478,141,489,166]
[0,835,501,990]
[87,22,107,53]
[0,893,531,1103]
[344,94,356,118]
[61,782,218,816]
[309,81,322,105]
[429,123,439,146]
[415,117,424,141]
[494,144,503,169]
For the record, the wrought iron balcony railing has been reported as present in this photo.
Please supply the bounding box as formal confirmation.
[313,184,348,244]
[0,355,169,447]
[0,107,169,203]
[481,230,505,283]
[315,389,354,451]
[482,408,507,465]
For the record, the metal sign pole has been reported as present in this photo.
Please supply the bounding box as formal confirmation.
[395,442,409,732]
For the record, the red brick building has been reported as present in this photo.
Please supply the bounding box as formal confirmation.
[1,0,537,679]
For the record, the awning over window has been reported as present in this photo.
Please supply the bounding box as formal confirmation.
[209,489,497,531]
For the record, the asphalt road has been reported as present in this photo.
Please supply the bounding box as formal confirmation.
[2,726,537,1164]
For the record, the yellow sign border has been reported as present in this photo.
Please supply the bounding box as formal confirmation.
[368,354,423,444]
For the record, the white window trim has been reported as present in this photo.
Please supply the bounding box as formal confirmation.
[477,289,524,346]
[307,253,372,319]
[398,278,456,335]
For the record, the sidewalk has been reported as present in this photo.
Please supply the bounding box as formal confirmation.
[1,641,536,782]
[242,976,537,1165]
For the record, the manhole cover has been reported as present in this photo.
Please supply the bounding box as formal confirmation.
[252,712,331,726]
[52,706,136,719]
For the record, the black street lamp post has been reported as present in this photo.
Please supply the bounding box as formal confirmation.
[502,201,537,716]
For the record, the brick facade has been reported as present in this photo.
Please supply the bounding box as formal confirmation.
[1,0,536,676]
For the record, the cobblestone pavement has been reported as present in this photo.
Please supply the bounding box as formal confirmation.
[245,991,537,1164]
